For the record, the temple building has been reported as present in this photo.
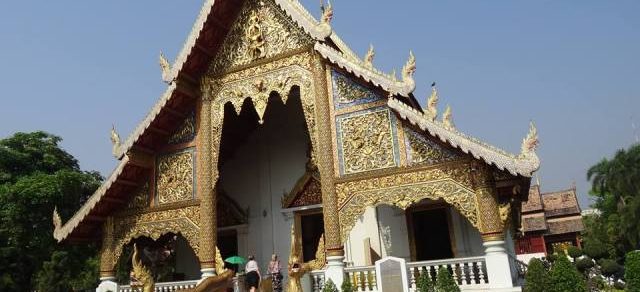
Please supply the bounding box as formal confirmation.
[516,183,584,263]
[53,0,540,291]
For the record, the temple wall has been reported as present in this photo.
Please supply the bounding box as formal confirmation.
[346,204,484,266]
[219,104,309,271]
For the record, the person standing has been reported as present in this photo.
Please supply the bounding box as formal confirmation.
[245,255,261,292]
[268,254,283,292]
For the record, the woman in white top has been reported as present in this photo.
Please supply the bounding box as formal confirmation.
[245,255,260,291]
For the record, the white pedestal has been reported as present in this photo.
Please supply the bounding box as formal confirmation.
[324,255,345,288]
[96,277,118,292]
[483,240,514,289]
[198,267,216,284]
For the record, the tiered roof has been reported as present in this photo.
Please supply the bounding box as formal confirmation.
[522,185,583,235]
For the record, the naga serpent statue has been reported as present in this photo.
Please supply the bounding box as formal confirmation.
[131,243,155,292]
[287,225,326,292]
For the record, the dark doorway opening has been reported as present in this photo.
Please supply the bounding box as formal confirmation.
[410,207,453,261]
[300,212,324,262]
[218,230,238,270]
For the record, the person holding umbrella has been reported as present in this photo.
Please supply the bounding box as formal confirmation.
[244,255,261,292]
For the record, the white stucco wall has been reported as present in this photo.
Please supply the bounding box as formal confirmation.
[346,204,484,266]
[218,101,309,275]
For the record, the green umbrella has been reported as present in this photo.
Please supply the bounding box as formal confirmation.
[224,256,246,265]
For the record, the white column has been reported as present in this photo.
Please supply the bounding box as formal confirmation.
[483,240,513,289]
[325,255,345,288]
[96,276,118,292]
[199,267,216,282]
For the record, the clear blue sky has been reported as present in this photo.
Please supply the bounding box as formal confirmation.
[1,1,639,208]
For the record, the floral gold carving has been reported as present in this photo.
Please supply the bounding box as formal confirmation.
[157,150,194,205]
[111,206,201,268]
[336,164,477,241]
[338,109,397,174]
[405,128,458,165]
[168,112,196,144]
[127,182,149,210]
[208,0,313,75]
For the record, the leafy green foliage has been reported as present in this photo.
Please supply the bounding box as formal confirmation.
[416,269,435,292]
[341,275,354,292]
[575,256,595,273]
[435,267,460,292]
[567,246,583,260]
[600,259,624,279]
[0,132,102,291]
[548,255,587,292]
[626,251,640,292]
[524,258,549,292]
[322,279,338,292]
[586,144,640,254]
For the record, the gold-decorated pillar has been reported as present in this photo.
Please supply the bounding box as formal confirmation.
[197,82,221,278]
[97,217,118,292]
[473,165,513,289]
[311,53,344,286]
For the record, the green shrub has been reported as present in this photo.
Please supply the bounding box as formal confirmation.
[322,279,338,292]
[340,276,354,292]
[583,240,608,260]
[548,255,587,292]
[575,256,595,272]
[567,246,583,260]
[435,267,460,292]
[626,250,640,292]
[524,258,549,292]
[600,259,623,279]
[416,270,435,292]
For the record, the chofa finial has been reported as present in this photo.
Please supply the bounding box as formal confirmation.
[443,104,455,130]
[159,51,171,83]
[110,125,121,158]
[321,0,333,24]
[521,121,539,155]
[425,82,438,121]
[52,206,61,229]
[364,44,375,68]
[402,50,416,81]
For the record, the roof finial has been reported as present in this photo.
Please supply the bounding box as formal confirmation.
[389,68,398,82]
[159,51,171,83]
[521,121,539,155]
[443,104,455,130]
[110,124,121,158]
[364,44,375,68]
[321,0,333,24]
[426,82,438,121]
[52,206,61,229]
[402,50,416,81]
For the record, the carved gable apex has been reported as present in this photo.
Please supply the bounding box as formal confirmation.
[208,0,314,75]
[403,126,460,166]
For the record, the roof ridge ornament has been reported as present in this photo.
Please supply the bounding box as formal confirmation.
[426,82,438,121]
[110,125,121,158]
[521,121,539,156]
[316,0,333,37]
[443,104,455,130]
[159,51,172,83]
[399,50,417,95]
[364,44,375,68]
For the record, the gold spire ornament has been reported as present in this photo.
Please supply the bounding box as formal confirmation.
[426,83,438,121]
[520,121,539,155]
[442,104,455,130]
[110,125,121,158]
[159,52,171,83]
[364,44,375,68]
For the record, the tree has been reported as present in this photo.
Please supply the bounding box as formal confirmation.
[600,259,624,280]
[575,257,594,273]
[524,258,549,292]
[567,246,583,261]
[0,132,102,291]
[435,267,460,292]
[548,255,587,292]
[416,270,435,292]
[587,144,640,253]
[626,251,640,292]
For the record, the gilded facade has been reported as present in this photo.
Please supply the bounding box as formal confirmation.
[156,149,195,205]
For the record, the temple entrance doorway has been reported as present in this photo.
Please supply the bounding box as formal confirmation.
[407,206,454,261]
[218,229,239,270]
[217,87,313,267]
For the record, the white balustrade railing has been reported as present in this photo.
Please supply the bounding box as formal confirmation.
[345,265,377,291]
[118,279,198,292]
[311,270,326,292]
[406,256,488,290]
